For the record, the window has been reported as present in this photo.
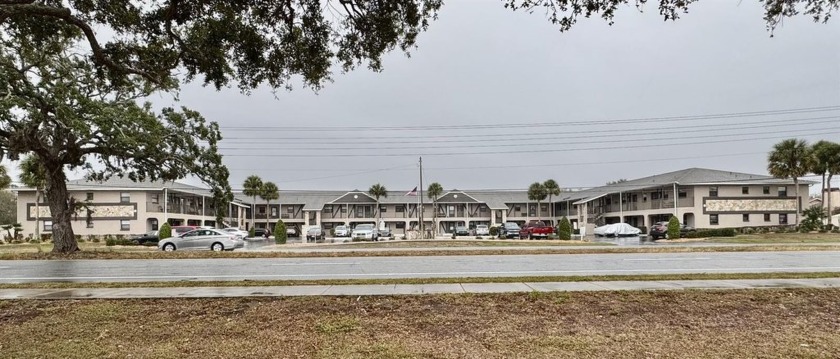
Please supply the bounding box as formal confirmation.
[742,214,749,222]
[709,214,719,225]
[651,192,661,200]
[379,206,387,213]
[742,186,749,195]
[86,192,94,201]
[323,205,332,214]
[86,209,94,228]
[120,192,130,203]
[764,213,771,222]
[514,206,521,212]
[43,220,53,231]
[779,213,788,224]
[396,205,405,213]
[270,207,278,217]
[678,190,687,198]
[340,206,347,213]
[258,206,266,214]
[151,194,159,204]
[120,220,130,231]
[763,186,770,195]
[288,206,295,213]
[709,187,718,197]
[778,187,787,197]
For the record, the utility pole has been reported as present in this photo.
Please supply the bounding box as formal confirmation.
[419,157,424,238]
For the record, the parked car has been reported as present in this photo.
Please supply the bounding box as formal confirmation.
[252,228,270,238]
[497,222,521,239]
[519,220,554,239]
[221,227,248,239]
[378,227,392,241]
[475,225,490,236]
[649,222,696,240]
[286,226,299,237]
[131,230,159,246]
[334,225,350,237]
[306,226,325,241]
[454,226,470,236]
[171,225,199,237]
[158,228,244,252]
[595,223,642,237]
[352,224,378,241]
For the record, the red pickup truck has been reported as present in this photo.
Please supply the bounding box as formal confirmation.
[519,221,554,239]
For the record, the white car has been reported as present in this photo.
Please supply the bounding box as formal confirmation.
[158,229,244,252]
[475,225,490,236]
[221,227,249,239]
[352,224,378,241]
[334,225,350,237]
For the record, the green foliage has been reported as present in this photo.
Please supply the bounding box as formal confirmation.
[557,217,572,240]
[274,220,287,244]
[243,176,264,199]
[249,227,256,238]
[427,183,443,200]
[0,165,10,189]
[0,33,231,253]
[667,216,681,240]
[18,155,47,189]
[684,228,737,238]
[105,238,137,246]
[528,182,548,217]
[159,223,172,240]
[489,226,499,236]
[0,190,16,225]
[768,138,810,225]
[799,206,826,232]
[368,183,388,200]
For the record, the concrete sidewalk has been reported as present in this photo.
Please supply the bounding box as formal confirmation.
[3,278,840,300]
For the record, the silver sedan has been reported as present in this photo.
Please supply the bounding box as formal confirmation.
[158,229,244,252]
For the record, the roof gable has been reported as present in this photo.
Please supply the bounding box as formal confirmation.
[331,192,377,203]
[435,191,479,203]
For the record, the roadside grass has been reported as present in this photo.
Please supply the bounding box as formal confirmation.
[3,243,840,260]
[2,289,839,358]
[310,240,613,248]
[707,232,840,244]
[3,271,840,290]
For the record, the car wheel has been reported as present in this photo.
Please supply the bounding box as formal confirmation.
[211,242,224,251]
[163,243,175,252]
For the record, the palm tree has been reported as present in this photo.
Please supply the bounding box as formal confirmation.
[259,182,279,231]
[368,183,388,225]
[527,182,548,219]
[811,141,840,220]
[242,175,263,229]
[427,182,443,236]
[543,179,561,224]
[768,139,810,226]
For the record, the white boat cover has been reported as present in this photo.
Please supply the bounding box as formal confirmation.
[593,223,641,237]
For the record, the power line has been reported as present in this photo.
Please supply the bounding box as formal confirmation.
[220,116,839,143]
[219,129,840,158]
[218,124,840,152]
[219,105,840,132]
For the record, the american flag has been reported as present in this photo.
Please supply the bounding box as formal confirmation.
[405,186,418,196]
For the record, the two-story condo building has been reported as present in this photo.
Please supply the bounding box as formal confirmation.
[13,168,812,238]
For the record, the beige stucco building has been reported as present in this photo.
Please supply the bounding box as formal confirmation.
[14,168,813,238]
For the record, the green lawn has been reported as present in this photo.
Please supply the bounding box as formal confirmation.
[311,239,612,248]
[707,232,840,244]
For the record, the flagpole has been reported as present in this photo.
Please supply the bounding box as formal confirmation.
[419,156,424,239]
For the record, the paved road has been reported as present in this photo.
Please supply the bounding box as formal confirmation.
[2,251,840,283]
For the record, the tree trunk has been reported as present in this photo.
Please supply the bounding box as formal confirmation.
[265,200,270,231]
[822,173,827,225]
[548,195,553,225]
[45,170,78,253]
[828,174,834,225]
[34,188,40,240]
[794,178,801,226]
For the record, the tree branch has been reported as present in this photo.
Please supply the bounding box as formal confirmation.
[2,4,163,85]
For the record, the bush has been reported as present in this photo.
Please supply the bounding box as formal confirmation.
[684,228,737,238]
[476,236,483,239]
[274,220,287,244]
[90,235,101,243]
[489,226,499,236]
[105,238,116,246]
[799,205,826,232]
[742,227,755,235]
[248,227,255,238]
[29,238,40,244]
[556,217,572,240]
[667,216,680,240]
[41,233,52,242]
[159,223,172,240]
[106,238,136,246]
[451,233,456,239]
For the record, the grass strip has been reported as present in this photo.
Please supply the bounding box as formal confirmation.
[3,271,839,289]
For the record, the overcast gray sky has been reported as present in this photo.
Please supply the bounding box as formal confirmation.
[7,1,840,193]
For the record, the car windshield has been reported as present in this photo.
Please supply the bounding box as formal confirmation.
[456,226,466,230]
[146,231,157,236]
[356,224,373,230]
[336,226,346,230]
[477,225,487,229]
[506,224,520,229]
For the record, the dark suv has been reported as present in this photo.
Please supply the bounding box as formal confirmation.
[649,222,695,240]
